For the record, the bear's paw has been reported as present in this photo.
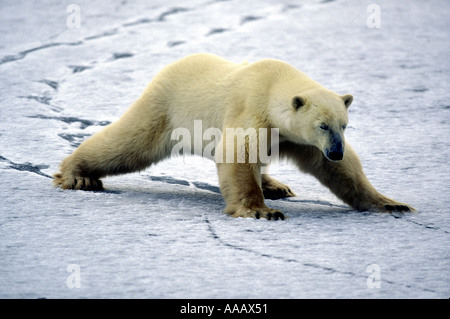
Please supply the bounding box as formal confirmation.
[262,179,296,200]
[383,203,416,213]
[229,206,285,220]
[53,173,104,191]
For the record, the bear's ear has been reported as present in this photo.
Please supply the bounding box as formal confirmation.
[341,94,353,109]
[292,96,305,110]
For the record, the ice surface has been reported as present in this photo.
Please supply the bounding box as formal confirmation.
[0,0,449,298]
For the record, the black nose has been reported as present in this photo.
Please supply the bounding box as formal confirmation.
[327,141,344,161]
[327,150,344,161]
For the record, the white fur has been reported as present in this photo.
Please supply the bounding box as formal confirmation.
[54,53,415,218]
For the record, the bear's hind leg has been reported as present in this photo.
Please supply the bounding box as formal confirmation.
[53,103,171,191]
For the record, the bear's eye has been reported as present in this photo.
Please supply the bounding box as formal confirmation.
[320,123,329,131]
[342,124,347,130]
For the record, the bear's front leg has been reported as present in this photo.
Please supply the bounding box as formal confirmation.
[217,163,285,220]
[313,144,416,212]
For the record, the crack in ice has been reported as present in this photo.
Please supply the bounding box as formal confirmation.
[0,156,52,179]
[204,216,438,295]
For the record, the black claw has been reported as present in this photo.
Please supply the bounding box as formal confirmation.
[267,212,272,220]
[255,212,260,219]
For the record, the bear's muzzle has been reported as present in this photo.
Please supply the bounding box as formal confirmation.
[325,134,344,161]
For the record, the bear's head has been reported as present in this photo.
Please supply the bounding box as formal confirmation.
[274,89,353,162]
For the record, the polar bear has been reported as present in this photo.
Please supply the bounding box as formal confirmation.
[53,53,415,219]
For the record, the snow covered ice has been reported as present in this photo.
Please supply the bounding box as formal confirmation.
[0,0,449,298]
